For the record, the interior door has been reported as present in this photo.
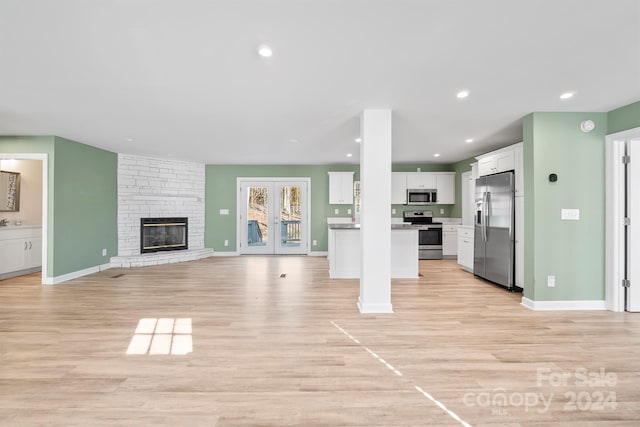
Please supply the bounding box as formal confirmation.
[627,138,640,311]
[239,180,308,255]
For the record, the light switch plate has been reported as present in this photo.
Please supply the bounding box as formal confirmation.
[334,208,339,215]
[220,209,229,215]
[561,209,580,220]
[347,208,352,215]
[391,208,396,215]
[548,275,556,287]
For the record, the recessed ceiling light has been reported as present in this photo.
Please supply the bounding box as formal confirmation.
[560,92,574,100]
[258,45,273,57]
[355,138,362,143]
[456,90,469,99]
[465,138,473,143]
[289,138,298,143]
[126,138,133,142]
[346,153,353,158]
[434,153,441,158]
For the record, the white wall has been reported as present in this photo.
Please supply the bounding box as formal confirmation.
[0,159,43,226]
[117,154,205,256]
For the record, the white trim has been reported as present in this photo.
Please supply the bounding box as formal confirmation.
[357,298,394,314]
[521,297,606,311]
[0,153,48,285]
[43,263,112,285]
[212,251,239,257]
[309,251,328,257]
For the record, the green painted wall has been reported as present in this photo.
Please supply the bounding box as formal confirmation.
[52,137,117,276]
[607,100,640,134]
[0,136,117,278]
[205,163,458,252]
[523,112,607,301]
[205,164,359,252]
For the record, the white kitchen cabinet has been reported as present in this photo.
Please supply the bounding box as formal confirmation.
[514,142,524,196]
[435,172,455,204]
[515,195,524,289]
[477,148,515,177]
[406,172,437,189]
[442,224,459,257]
[457,226,474,272]
[391,172,408,204]
[328,172,354,204]
[0,226,42,277]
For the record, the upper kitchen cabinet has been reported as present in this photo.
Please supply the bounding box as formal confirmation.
[513,142,524,196]
[391,172,408,204]
[435,172,455,204]
[406,172,437,189]
[477,147,515,177]
[328,171,354,204]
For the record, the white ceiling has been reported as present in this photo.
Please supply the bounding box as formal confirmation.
[1,0,639,165]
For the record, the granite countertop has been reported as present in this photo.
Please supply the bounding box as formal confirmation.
[329,224,416,230]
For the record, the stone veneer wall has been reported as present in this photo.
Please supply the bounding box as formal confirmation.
[117,154,205,257]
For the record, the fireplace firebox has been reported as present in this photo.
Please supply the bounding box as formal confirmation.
[140,217,188,253]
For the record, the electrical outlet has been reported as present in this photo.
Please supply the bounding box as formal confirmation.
[391,208,396,215]
[547,275,556,287]
[440,208,444,214]
[313,240,318,246]
[224,240,229,247]
[102,248,107,256]
[334,208,339,215]
[347,208,352,215]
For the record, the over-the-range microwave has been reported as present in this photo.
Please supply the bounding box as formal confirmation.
[406,188,437,205]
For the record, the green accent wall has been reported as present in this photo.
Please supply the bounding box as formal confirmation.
[205,163,458,252]
[0,136,117,278]
[523,112,607,301]
[607,100,640,134]
[52,137,117,276]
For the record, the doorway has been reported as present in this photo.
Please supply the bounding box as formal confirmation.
[606,128,640,312]
[237,178,310,255]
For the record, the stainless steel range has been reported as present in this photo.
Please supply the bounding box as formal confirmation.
[403,210,443,260]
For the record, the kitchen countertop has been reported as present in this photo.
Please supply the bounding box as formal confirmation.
[329,224,416,230]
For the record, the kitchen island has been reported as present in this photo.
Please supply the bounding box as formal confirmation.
[327,224,418,279]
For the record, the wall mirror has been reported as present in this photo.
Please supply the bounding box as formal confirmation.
[0,170,20,212]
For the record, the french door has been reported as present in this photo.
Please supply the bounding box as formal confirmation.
[238,179,309,255]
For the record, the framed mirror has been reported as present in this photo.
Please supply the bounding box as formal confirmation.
[0,170,20,212]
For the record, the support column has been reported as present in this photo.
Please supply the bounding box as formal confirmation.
[358,109,393,313]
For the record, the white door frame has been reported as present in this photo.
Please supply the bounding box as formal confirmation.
[236,177,311,255]
[606,127,640,311]
[0,153,49,284]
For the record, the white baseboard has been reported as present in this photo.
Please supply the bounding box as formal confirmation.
[357,298,394,314]
[308,251,328,257]
[43,263,112,285]
[521,297,607,311]
[212,251,239,257]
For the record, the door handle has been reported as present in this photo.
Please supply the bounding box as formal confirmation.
[25,241,28,250]
[29,241,32,250]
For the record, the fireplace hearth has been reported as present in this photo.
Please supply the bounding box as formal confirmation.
[140,217,188,253]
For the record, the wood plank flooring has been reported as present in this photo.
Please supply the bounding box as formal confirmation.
[1,257,639,426]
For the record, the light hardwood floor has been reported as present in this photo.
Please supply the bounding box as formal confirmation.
[1,257,639,426]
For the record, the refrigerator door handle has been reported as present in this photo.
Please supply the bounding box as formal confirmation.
[484,191,490,241]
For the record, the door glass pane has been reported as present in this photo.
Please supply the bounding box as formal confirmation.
[279,185,301,248]
[247,186,269,247]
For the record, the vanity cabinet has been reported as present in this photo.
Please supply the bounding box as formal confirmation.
[0,226,42,277]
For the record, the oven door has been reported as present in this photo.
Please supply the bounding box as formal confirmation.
[417,227,443,259]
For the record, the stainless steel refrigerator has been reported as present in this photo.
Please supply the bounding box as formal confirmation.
[474,171,515,289]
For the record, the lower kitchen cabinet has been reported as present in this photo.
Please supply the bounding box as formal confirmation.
[0,226,42,278]
[442,224,459,258]
[457,226,474,272]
